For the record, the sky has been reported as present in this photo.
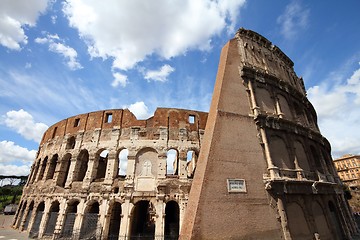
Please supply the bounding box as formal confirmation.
[0,0,360,176]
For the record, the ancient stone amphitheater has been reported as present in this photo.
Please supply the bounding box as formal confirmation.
[13,28,358,240]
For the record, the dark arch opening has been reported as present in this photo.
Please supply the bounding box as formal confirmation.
[95,150,109,181]
[29,202,45,238]
[46,154,58,180]
[38,156,48,181]
[328,201,345,239]
[108,202,122,239]
[75,150,89,181]
[44,201,60,236]
[130,201,155,239]
[80,202,100,239]
[66,136,76,149]
[57,154,72,187]
[165,201,180,239]
[23,201,34,230]
[15,201,27,229]
[61,200,79,238]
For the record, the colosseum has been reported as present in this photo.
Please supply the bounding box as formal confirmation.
[13,28,358,240]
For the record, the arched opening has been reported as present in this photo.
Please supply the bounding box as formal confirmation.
[278,94,293,119]
[328,201,344,239]
[167,149,178,176]
[16,201,27,228]
[165,201,180,239]
[46,154,58,180]
[107,202,122,239]
[312,201,331,239]
[37,156,48,181]
[30,160,40,184]
[44,201,60,236]
[135,148,157,177]
[256,88,275,114]
[23,201,34,230]
[80,201,99,239]
[66,136,76,149]
[95,149,109,181]
[56,153,72,187]
[294,141,310,172]
[269,136,294,169]
[118,149,128,177]
[75,149,89,181]
[287,202,312,239]
[29,201,45,238]
[311,146,323,174]
[293,102,308,126]
[61,200,79,238]
[130,201,155,239]
[186,150,197,178]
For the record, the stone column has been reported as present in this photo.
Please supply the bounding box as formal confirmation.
[248,80,260,116]
[83,156,96,188]
[126,150,137,183]
[73,200,86,239]
[155,199,165,239]
[259,127,279,178]
[178,150,188,180]
[119,199,133,240]
[64,156,78,188]
[277,196,291,240]
[157,151,167,179]
[104,152,117,184]
[54,198,67,238]
[38,198,51,238]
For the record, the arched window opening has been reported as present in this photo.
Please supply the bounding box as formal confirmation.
[29,202,45,238]
[23,201,34,230]
[80,202,100,239]
[118,149,128,177]
[269,136,294,169]
[30,160,40,184]
[186,150,197,178]
[15,201,27,229]
[46,154,58,180]
[294,141,310,172]
[293,102,307,126]
[37,157,48,181]
[61,200,79,238]
[66,136,76,150]
[165,201,180,239]
[108,202,122,239]
[130,201,155,239]
[56,154,72,187]
[95,149,109,181]
[287,202,312,239]
[75,150,89,181]
[44,201,60,236]
[135,148,158,177]
[312,201,331,239]
[257,88,275,114]
[328,201,345,239]
[278,95,293,119]
[311,146,323,174]
[167,149,178,176]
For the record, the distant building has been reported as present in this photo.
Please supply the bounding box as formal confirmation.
[334,154,360,188]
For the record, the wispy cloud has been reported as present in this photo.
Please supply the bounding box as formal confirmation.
[35,34,82,70]
[143,64,175,82]
[277,1,309,39]
[112,72,128,88]
[308,61,360,158]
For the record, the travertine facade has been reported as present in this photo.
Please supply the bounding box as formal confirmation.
[14,28,357,240]
[180,28,357,240]
[13,108,207,239]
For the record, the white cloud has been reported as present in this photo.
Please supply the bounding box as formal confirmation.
[126,101,152,120]
[62,0,246,71]
[308,62,360,158]
[2,109,48,143]
[277,1,309,39]
[0,164,31,176]
[0,0,49,50]
[112,72,128,88]
[35,34,82,70]
[25,62,32,69]
[0,140,36,164]
[144,64,175,82]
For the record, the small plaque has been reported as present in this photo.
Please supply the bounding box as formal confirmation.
[227,179,246,193]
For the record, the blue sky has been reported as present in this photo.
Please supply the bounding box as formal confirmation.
[0,0,360,176]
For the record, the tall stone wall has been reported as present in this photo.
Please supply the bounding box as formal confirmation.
[13,108,207,239]
[180,28,357,240]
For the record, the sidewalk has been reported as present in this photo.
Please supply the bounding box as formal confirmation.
[0,214,30,240]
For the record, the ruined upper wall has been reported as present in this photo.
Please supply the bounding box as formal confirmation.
[236,28,306,95]
[41,108,208,144]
